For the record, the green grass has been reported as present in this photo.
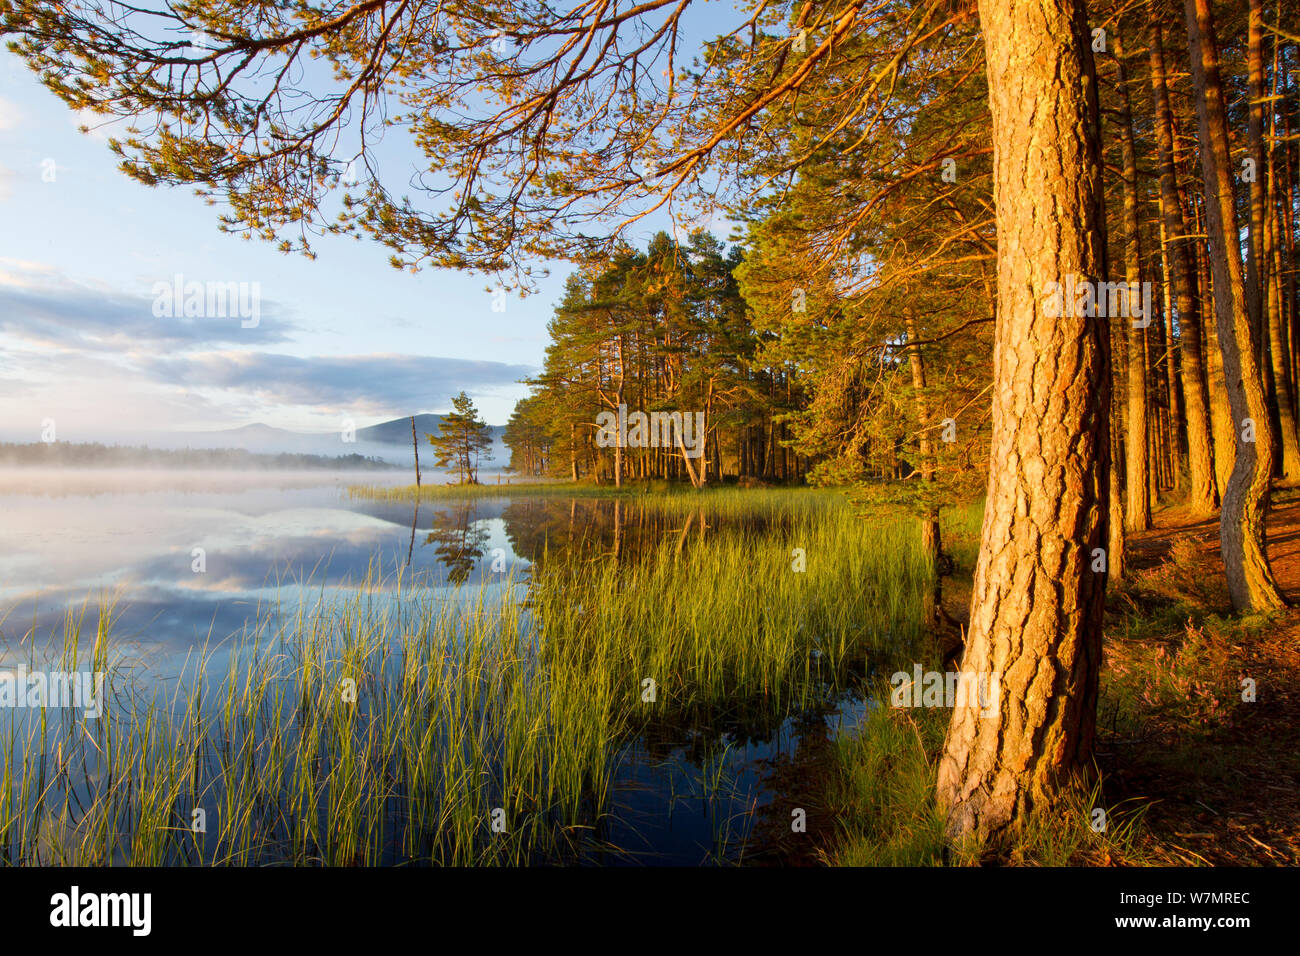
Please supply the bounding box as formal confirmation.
[349,479,841,512]
[350,479,599,502]
[825,690,1158,866]
[820,493,1181,867]
[2,487,940,866]
[938,497,984,571]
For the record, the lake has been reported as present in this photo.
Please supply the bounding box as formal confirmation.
[0,470,883,865]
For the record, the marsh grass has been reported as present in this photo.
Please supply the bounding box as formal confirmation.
[825,686,1158,866]
[938,498,984,571]
[349,479,698,503]
[349,480,847,517]
[2,488,937,866]
[351,480,592,502]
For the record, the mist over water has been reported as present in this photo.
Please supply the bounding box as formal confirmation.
[0,468,520,676]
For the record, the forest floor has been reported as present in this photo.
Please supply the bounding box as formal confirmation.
[820,490,1300,867]
[1098,488,1300,865]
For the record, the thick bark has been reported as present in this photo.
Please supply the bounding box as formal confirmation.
[936,0,1108,844]
[1184,0,1288,611]
[1149,21,1216,513]
[1246,0,1267,358]
[1113,30,1151,531]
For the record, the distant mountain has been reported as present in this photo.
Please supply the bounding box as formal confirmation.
[358,414,506,445]
[218,423,299,438]
[98,414,508,470]
[357,414,447,444]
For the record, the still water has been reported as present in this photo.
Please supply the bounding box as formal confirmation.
[0,468,867,865]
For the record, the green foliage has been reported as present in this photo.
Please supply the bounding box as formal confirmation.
[512,231,805,484]
[428,391,493,484]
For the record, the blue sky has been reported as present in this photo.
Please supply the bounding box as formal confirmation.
[0,3,746,439]
[0,43,565,436]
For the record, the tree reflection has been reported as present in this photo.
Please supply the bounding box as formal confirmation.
[424,504,489,584]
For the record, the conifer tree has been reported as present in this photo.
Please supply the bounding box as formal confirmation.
[429,392,493,484]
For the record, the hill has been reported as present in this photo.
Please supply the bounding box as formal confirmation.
[358,414,506,445]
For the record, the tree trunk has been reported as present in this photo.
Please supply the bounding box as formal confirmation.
[1113,30,1151,532]
[1256,10,1300,482]
[1151,22,1217,511]
[677,427,704,488]
[1109,346,1127,583]
[1245,0,1267,361]
[1195,196,1237,497]
[906,312,942,591]
[411,415,421,488]
[1283,53,1299,418]
[1156,216,1185,483]
[613,337,627,487]
[936,0,1108,845]
[1184,0,1288,611]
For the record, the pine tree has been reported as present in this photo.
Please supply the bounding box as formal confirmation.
[428,393,494,484]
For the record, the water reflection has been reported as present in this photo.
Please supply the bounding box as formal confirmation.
[493,496,766,565]
[423,504,491,584]
[1,477,799,667]
[0,471,864,865]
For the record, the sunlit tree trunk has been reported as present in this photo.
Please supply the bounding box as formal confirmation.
[1184,0,1288,611]
[1149,20,1216,514]
[1113,29,1151,531]
[937,0,1108,844]
[906,313,942,622]
[1252,0,1300,482]
[1109,374,1127,583]
[1194,196,1238,497]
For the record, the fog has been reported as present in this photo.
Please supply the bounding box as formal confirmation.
[0,467,419,497]
[0,434,511,476]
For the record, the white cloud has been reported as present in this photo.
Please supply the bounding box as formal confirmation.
[0,259,296,349]
[0,96,21,131]
[70,108,117,142]
[137,351,535,414]
[0,260,535,435]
